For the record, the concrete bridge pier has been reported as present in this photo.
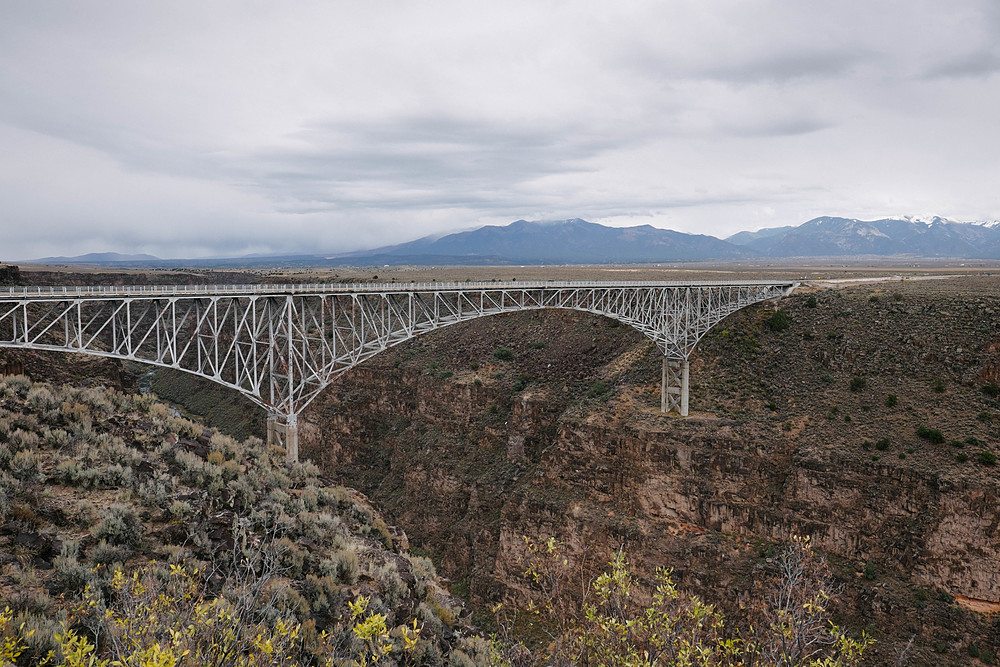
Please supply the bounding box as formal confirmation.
[267,413,299,463]
[661,357,689,417]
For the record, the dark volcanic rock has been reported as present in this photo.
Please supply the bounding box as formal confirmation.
[300,275,1000,665]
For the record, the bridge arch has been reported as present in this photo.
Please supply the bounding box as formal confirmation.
[0,280,796,460]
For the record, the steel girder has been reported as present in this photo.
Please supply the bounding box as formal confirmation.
[0,281,796,420]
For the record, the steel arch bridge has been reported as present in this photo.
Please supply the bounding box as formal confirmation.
[0,280,797,460]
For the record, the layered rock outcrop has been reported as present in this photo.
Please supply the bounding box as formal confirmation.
[300,276,1000,663]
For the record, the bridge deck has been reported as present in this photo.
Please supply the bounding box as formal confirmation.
[3,279,797,300]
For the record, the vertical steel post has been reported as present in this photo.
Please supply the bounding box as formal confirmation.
[680,359,690,417]
[266,413,281,448]
[285,414,298,463]
[661,356,668,412]
[661,357,690,417]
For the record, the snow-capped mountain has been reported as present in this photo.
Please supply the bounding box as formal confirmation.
[726,216,1000,258]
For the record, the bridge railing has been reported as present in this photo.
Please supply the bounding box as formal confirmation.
[3,279,797,299]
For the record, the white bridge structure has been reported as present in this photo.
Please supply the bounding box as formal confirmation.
[0,280,796,461]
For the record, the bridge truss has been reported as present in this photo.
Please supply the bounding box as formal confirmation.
[0,280,796,460]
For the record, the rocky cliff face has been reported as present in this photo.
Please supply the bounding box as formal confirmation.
[300,277,1000,664]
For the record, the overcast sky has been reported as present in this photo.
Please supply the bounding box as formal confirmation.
[1,1,999,259]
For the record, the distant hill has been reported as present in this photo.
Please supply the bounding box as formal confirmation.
[724,225,797,251]
[25,252,162,265]
[334,218,748,265]
[730,216,1000,258]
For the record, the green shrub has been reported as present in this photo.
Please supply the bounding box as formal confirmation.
[969,644,980,658]
[531,341,547,349]
[916,426,945,444]
[288,460,321,487]
[982,383,1000,397]
[806,295,817,308]
[820,373,834,384]
[875,438,890,451]
[586,381,610,399]
[88,540,131,566]
[765,309,790,332]
[42,428,70,448]
[14,611,62,661]
[91,503,143,548]
[493,346,514,361]
[932,378,945,393]
[103,463,133,487]
[512,374,532,392]
[26,386,58,411]
[407,555,437,598]
[956,453,969,463]
[416,602,444,637]
[168,500,193,520]
[327,547,360,585]
[863,562,876,580]
[429,599,457,628]
[9,428,40,451]
[868,294,879,303]
[50,541,95,596]
[374,561,407,607]
[978,451,997,466]
[885,394,897,408]
[10,449,44,482]
[982,647,996,665]
[849,377,866,392]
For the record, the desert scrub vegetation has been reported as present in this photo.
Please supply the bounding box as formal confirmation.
[0,375,479,665]
[487,535,872,667]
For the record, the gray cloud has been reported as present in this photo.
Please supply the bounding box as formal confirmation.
[924,51,1000,79]
[0,0,998,259]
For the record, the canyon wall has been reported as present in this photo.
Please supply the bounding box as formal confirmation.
[300,277,1000,663]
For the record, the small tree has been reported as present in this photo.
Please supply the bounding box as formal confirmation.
[766,310,791,332]
[738,536,872,667]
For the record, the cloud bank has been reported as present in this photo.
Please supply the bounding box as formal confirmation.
[1,0,998,259]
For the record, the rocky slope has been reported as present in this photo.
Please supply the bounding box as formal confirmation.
[296,276,1000,665]
[0,377,485,665]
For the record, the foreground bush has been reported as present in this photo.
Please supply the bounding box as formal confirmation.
[494,536,872,667]
[1,560,423,667]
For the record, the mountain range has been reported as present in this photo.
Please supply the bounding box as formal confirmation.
[20,215,1000,267]
[726,216,1000,258]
